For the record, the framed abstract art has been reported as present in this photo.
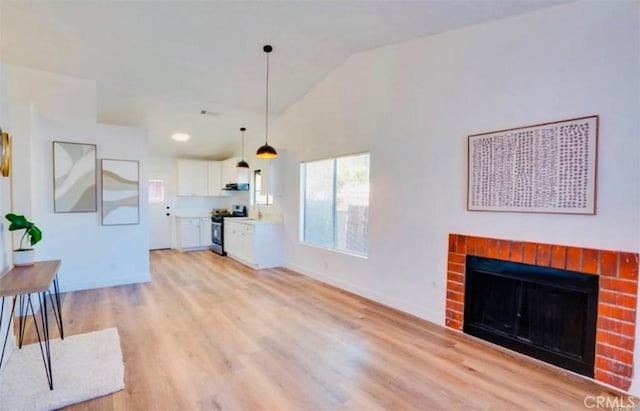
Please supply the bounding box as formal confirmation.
[101,159,140,225]
[53,141,97,213]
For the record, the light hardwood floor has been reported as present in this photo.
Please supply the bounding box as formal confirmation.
[26,250,630,410]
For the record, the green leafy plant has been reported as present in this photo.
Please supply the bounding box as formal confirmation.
[5,213,42,250]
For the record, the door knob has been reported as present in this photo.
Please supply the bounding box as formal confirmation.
[166,213,170,216]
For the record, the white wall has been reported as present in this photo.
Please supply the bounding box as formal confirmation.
[9,101,33,221]
[4,65,97,123]
[3,64,150,292]
[0,15,16,370]
[28,114,150,291]
[275,0,640,390]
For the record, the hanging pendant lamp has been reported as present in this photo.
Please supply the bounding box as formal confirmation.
[256,45,278,159]
[237,127,250,168]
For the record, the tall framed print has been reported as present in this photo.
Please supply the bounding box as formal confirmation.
[467,115,598,214]
[101,159,139,225]
[53,141,97,213]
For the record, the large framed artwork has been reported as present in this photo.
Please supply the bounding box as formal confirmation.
[53,141,97,213]
[101,159,139,225]
[467,115,598,214]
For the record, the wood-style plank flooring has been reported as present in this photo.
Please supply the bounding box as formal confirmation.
[22,250,628,410]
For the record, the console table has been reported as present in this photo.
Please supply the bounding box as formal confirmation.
[0,260,63,390]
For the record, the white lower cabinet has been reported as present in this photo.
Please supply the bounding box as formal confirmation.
[176,217,212,251]
[199,217,212,247]
[223,220,282,269]
[224,223,241,257]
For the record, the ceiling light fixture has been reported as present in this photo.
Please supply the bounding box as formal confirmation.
[256,44,278,159]
[171,132,190,142]
[237,127,250,169]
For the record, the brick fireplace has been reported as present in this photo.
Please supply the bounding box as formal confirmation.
[446,233,639,391]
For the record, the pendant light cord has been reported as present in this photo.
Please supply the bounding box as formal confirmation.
[265,51,270,145]
[256,44,276,158]
[241,129,245,160]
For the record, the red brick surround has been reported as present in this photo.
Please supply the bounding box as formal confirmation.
[446,233,639,391]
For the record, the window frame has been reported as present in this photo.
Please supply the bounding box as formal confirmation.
[148,179,165,203]
[253,169,273,206]
[299,151,370,258]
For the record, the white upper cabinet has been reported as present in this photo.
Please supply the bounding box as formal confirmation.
[260,151,285,197]
[221,157,240,187]
[177,159,227,197]
[177,159,208,196]
[237,166,250,186]
[207,161,224,196]
[177,157,251,196]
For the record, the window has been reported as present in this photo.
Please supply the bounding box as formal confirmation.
[300,153,370,256]
[148,179,165,203]
[253,170,273,205]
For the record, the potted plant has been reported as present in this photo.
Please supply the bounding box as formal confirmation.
[5,213,42,266]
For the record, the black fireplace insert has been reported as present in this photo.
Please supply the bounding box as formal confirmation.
[463,256,598,377]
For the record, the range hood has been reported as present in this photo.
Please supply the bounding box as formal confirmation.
[222,183,249,191]
[221,159,250,190]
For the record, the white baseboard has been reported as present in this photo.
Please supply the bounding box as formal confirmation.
[59,273,151,293]
[284,262,441,323]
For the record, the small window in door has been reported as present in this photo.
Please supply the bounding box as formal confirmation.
[149,179,165,203]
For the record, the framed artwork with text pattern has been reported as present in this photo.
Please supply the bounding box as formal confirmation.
[467,115,598,214]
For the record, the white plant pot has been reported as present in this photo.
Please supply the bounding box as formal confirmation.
[13,249,35,267]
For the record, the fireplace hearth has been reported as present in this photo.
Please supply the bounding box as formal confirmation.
[464,256,598,377]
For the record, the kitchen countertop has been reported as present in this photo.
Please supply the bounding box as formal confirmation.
[224,217,282,225]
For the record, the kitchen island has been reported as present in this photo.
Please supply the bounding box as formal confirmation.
[223,218,283,269]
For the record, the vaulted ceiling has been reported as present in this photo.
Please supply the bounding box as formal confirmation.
[1,0,568,158]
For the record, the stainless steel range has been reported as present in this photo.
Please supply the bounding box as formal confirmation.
[211,204,247,255]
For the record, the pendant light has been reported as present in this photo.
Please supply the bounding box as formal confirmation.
[256,44,278,159]
[236,127,250,168]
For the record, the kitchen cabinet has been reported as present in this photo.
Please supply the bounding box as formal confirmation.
[177,160,208,196]
[259,152,285,197]
[199,217,212,247]
[221,157,240,187]
[223,220,282,269]
[207,161,225,196]
[177,159,226,197]
[224,222,241,257]
[177,218,201,250]
[176,217,212,251]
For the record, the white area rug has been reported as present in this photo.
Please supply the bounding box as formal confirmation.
[0,328,124,411]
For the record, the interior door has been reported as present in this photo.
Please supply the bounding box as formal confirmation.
[148,171,174,250]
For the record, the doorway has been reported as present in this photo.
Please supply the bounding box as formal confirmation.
[148,171,174,250]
